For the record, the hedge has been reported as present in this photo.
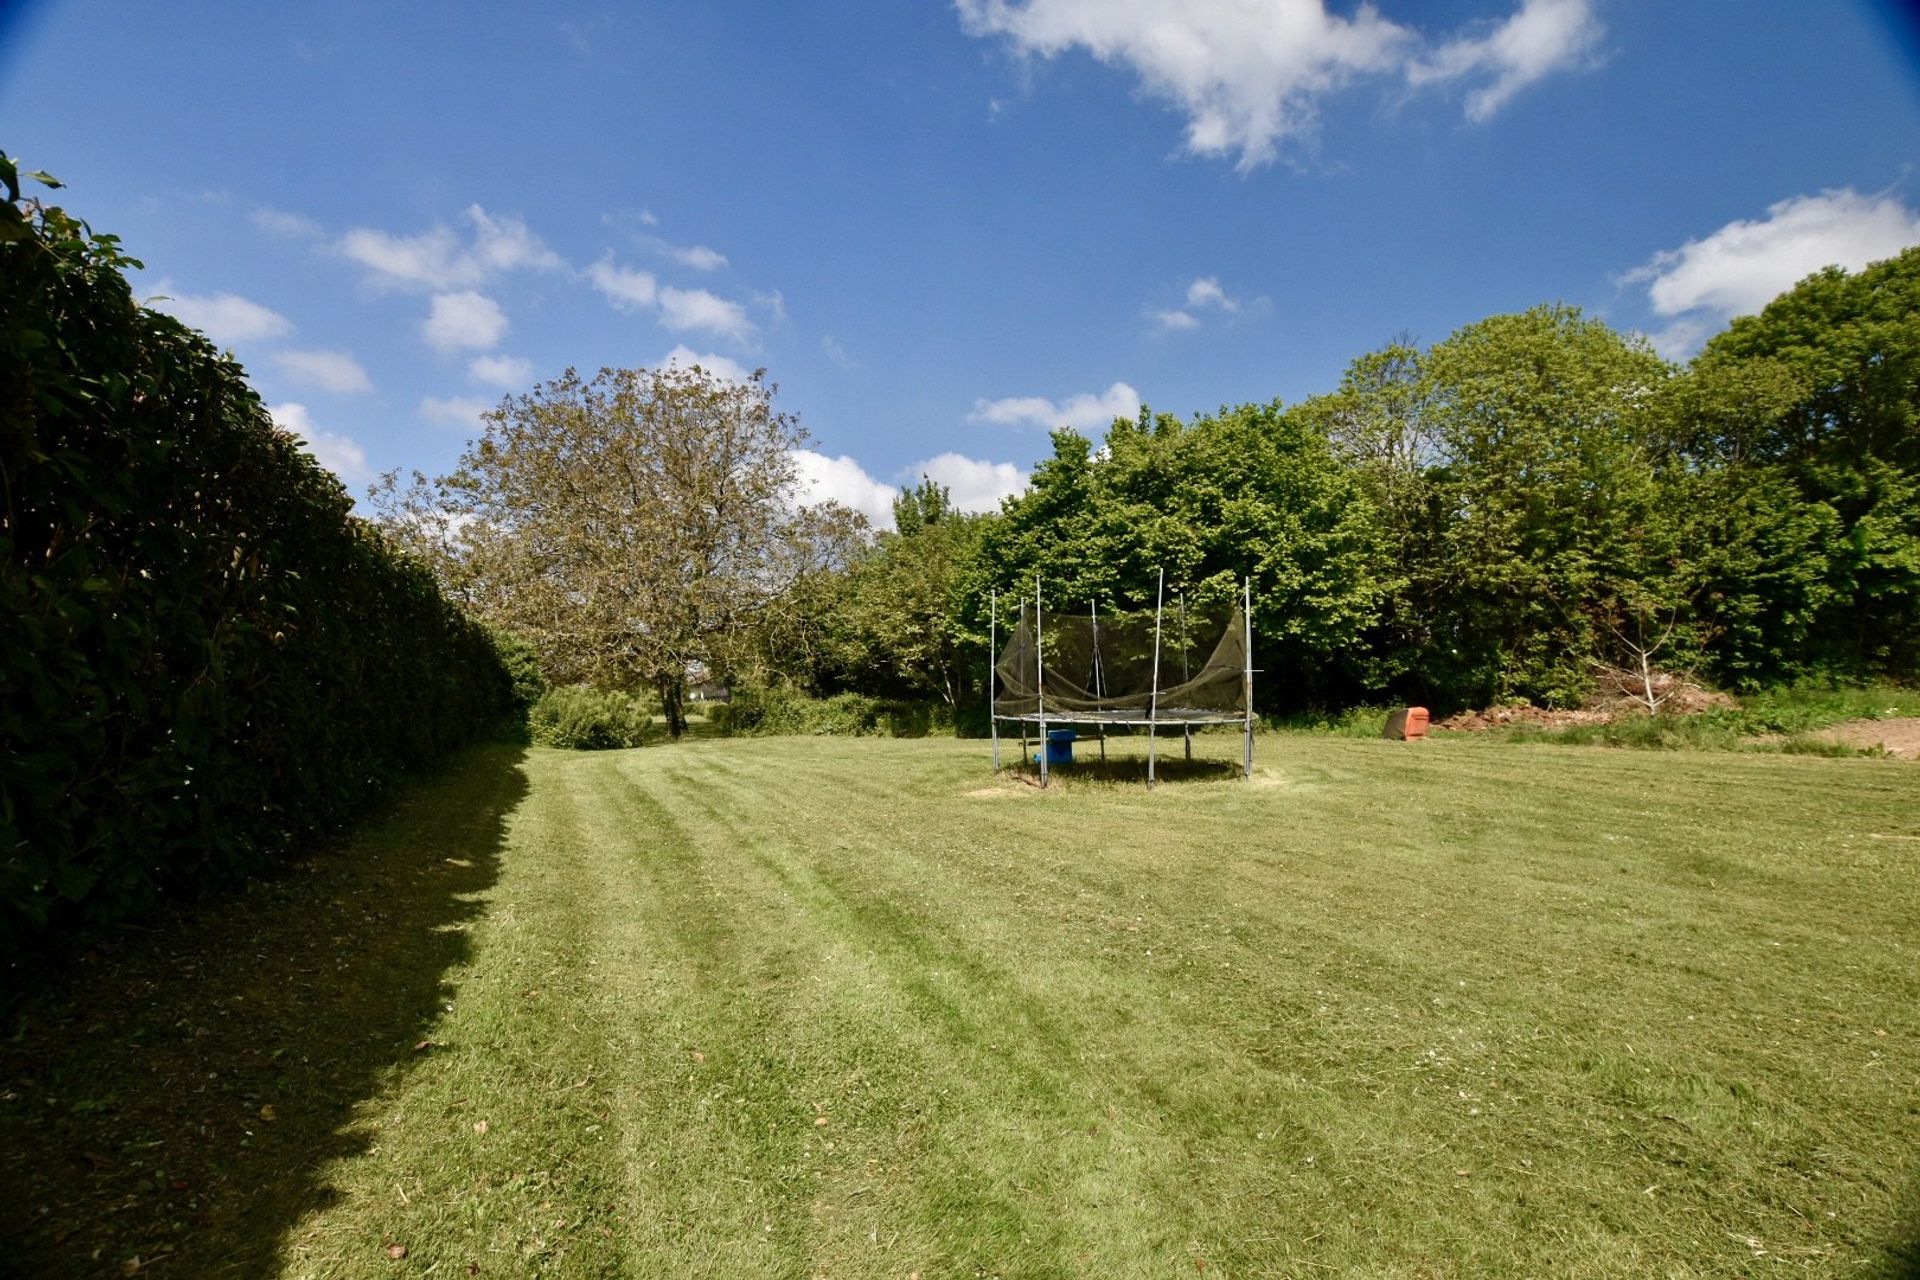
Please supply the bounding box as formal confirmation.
[0,158,513,962]
[526,685,658,750]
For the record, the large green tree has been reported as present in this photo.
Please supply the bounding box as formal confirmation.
[1419,304,1675,706]
[376,363,864,735]
[809,479,990,709]
[1687,246,1920,676]
[979,403,1389,705]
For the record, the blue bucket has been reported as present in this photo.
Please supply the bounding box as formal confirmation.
[1042,728,1076,766]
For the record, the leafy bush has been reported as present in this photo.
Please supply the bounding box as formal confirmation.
[1726,682,1920,735]
[1265,705,1397,738]
[1,158,513,961]
[490,627,549,721]
[714,684,941,737]
[527,686,657,750]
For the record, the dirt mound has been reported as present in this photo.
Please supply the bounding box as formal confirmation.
[1814,717,1920,759]
[1434,674,1735,733]
[1587,670,1737,717]
[1434,704,1612,732]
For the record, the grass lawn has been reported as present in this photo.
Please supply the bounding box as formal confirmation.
[4,733,1919,1277]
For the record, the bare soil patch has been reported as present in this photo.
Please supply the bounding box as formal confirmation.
[1435,676,1735,733]
[1814,716,1920,759]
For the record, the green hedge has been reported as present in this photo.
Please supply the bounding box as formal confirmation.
[713,684,943,737]
[527,685,657,750]
[0,159,513,961]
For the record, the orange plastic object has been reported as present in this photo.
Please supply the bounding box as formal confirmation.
[1383,706,1430,741]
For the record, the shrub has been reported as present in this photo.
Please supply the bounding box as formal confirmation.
[0,158,512,961]
[1266,705,1397,738]
[714,684,943,737]
[527,686,657,750]
[490,627,549,721]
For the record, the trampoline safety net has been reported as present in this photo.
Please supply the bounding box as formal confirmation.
[993,598,1248,723]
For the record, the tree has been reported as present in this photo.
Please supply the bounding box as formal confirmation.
[978,403,1390,706]
[1293,338,1438,693]
[1420,304,1674,706]
[1690,247,1920,676]
[381,363,864,736]
[814,477,988,709]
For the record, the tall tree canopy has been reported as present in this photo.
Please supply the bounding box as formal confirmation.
[978,404,1389,704]
[379,363,863,735]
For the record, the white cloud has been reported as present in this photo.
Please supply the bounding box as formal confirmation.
[664,242,728,272]
[590,257,756,343]
[587,255,659,311]
[251,206,325,239]
[911,452,1029,513]
[1186,276,1239,311]
[659,285,756,343]
[148,286,292,345]
[661,345,756,384]
[1408,0,1601,122]
[1150,308,1202,332]
[1627,189,1920,333]
[821,334,859,369]
[467,354,534,387]
[1641,317,1717,363]
[420,395,495,430]
[957,0,1600,169]
[1153,275,1245,330]
[792,449,900,527]
[271,348,373,394]
[422,291,508,352]
[341,225,467,290]
[969,381,1142,432]
[269,402,370,483]
[464,206,565,275]
[340,206,561,291]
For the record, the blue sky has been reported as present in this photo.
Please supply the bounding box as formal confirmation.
[3,1,1918,525]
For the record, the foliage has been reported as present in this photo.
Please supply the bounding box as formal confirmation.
[1263,704,1404,738]
[760,260,1920,720]
[1692,245,1920,677]
[526,684,658,750]
[490,627,549,719]
[0,156,512,960]
[802,478,990,709]
[374,363,868,738]
[978,403,1390,705]
[1415,304,1676,706]
[713,683,940,737]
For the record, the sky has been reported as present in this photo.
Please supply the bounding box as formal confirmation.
[3,0,1918,527]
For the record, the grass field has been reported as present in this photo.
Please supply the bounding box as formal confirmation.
[4,733,1919,1277]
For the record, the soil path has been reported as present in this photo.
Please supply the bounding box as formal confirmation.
[1816,715,1920,758]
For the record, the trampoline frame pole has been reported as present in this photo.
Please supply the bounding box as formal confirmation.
[1091,597,1107,762]
[989,587,1000,772]
[1036,575,1048,789]
[1180,590,1192,763]
[1242,576,1255,781]
[1148,567,1163,790]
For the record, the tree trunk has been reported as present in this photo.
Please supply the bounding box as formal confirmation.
[656,675,688,738]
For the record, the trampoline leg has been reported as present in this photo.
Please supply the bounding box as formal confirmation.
[1099,724,1107,762]
[1184,725,1192,763]
[1147,720,1157,789]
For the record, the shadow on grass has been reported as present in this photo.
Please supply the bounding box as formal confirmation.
[998,754,1244,788]
[0,741,528,1278]
[1888,1188,1920,1279]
